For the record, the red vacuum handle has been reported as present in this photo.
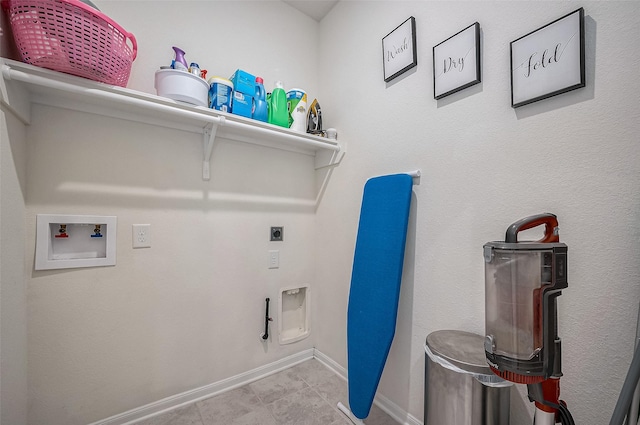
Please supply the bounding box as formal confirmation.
[505,213,559,243]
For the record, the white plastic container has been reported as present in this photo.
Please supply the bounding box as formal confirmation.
[207,76,233,112]
[154,69,208,107]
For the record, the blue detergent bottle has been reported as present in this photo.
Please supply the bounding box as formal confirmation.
[253,77,268,122]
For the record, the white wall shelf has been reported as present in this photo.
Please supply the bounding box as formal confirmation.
[0,59,343,180]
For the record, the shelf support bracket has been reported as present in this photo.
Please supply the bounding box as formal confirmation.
[1,64,31,125]
[315,146,345,171]
[203,117,224,181]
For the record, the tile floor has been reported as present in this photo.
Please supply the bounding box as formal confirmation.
[134,358,399,425]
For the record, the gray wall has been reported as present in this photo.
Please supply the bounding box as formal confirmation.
[315,2,640,424]
[2,1,640,425]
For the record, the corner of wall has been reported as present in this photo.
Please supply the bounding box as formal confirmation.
[0,110,29,425]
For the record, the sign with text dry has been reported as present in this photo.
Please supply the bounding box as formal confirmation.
[433,22,481,99]
[510,8,585,108]
[382,17,417,82]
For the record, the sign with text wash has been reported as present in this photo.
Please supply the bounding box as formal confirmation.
[382,16,417,82]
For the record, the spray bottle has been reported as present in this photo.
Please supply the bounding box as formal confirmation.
[172,46,188,71]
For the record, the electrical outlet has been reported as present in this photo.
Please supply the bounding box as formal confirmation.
[270,226,283,241]
[132,224,151,248]
[268,250,279,269]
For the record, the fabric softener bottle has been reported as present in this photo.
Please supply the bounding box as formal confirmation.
[253,77,268,122]
[268,81,288,127]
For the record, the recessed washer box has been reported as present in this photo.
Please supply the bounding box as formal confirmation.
[35,214,117,270]
[278,285,310,345]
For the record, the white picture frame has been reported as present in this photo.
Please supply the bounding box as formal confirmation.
[382,17,417,82]
[510,8,585,108]
[433,22,481,100]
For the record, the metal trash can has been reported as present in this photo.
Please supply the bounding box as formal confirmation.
[424,330,512,425]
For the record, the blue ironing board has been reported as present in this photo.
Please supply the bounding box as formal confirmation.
[347,173,413,419]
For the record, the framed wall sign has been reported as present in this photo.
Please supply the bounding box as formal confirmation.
[510,8,585,108]
[382,16,417,82]
[433,22,481,99]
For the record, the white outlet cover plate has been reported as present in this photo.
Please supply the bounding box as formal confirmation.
[268,250,279,269]
[132,224,151,248]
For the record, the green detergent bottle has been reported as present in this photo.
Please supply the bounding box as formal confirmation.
[268,81,289,128]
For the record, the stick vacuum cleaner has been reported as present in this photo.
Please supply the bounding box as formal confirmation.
[484,213,575,424]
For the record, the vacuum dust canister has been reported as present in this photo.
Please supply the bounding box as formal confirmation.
[483,213,567,385]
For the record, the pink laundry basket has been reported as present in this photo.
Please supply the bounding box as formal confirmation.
[2,0,137,87]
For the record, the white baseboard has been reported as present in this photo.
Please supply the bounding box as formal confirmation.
[313,348,422,425]
[89,348,422,425]
[88,349,314,425]
[312,348,347,378]
[373,392,423,425]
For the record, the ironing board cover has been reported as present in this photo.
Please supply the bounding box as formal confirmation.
[347,173,413,419]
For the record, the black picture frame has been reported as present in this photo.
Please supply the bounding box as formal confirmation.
[432,22,481,99]
[510,8,585,108]
[382,17,417,82]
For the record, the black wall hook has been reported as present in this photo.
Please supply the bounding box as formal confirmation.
[262,297,273,340]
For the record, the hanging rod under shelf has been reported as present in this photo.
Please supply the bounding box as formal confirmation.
[1,64,217,126]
